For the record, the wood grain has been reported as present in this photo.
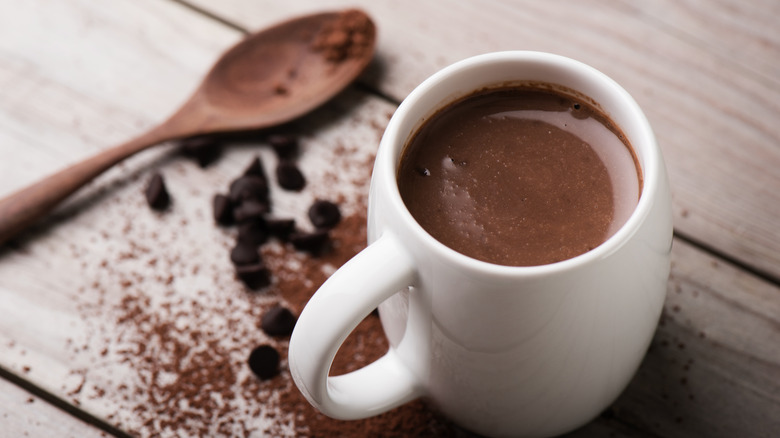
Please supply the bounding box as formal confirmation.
[0,0,241,195]
[0,377,110,438]
[587,239,780,438]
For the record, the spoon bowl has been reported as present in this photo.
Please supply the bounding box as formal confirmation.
[178,9,376,135]
[0,9,376,245]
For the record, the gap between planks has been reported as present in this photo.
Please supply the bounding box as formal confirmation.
[674,229,780,287]
[0,364,132,438]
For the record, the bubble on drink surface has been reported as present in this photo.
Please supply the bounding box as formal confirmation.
[416,167,430,176]
[442,156,457,171]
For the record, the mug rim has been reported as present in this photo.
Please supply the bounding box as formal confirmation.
[377,50,661,278]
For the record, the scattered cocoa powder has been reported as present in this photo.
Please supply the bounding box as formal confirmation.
[99,206,460,436]
[53,92,460,436]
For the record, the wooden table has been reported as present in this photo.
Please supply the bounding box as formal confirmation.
[1,1,778,436]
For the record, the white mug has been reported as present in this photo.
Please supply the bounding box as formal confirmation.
[289,51,673,438]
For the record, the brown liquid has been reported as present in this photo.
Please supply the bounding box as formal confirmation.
[397,86,641,266]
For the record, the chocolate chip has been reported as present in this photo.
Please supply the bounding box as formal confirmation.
[265,218,296,240]
[261,306,297,337]
[276,160,306,191]
[248,345,280,380]
[145,172,170,211]
[229,175,269,203]
[236,263,271,290]
[268,134,298,159]
[242,156,268,182]
[213,194,233,225]
[308,200,341,229]
[230,240,260,266]
[237,220,268,246]
[290,229,329,254]
[233,200,269,223]
[179,136,221,167]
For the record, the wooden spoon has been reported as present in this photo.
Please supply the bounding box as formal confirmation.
[0,9,376,245]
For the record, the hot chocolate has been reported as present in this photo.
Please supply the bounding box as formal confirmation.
[397,85,641,266]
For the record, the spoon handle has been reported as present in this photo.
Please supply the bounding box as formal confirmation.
[0,125,173,246]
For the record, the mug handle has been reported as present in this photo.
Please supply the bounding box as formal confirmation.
[288,232,423,420]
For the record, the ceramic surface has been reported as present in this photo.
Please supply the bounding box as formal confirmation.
[289,51,673,438]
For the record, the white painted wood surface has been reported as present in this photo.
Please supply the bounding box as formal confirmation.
[0,377,108,438]
[0,0,778,436]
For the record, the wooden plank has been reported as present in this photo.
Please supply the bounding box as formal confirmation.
[614,0,780,84]
[0,0,242,196]
[0,377,110,438]
[184,0,780,281]
[575,239,780,437]
[564,242,780,438]
[561,244,780,438]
